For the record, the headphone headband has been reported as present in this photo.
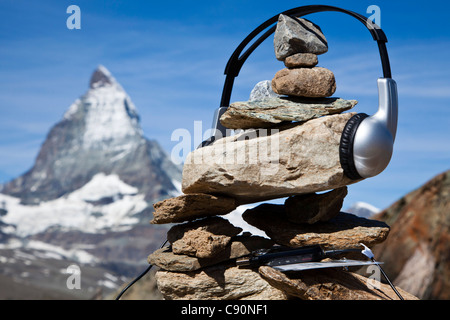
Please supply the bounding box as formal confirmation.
[220,5,391,107]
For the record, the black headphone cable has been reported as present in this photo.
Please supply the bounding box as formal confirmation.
[115,239,168,300]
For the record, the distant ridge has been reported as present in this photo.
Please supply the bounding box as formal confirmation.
[345,201,380,219]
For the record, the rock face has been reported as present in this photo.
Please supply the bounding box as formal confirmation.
[182,112,358,204]
[274,15,328,60]
[272,67,336,98]
[220,97,356,129]
[371,169,450,300]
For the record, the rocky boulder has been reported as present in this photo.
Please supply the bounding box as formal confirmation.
[182,113,359,204]
[271,67,336,98]
[242,206,390,249]
[274,15,328,60]
[371,169,450,300]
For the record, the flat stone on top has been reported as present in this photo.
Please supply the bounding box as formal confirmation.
[220,96,357,129]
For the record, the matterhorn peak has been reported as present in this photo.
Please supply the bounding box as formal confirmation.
[89,65,118,89]
[63,65,142,148]
[1,64,182,205]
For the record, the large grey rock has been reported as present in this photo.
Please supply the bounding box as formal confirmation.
[274,15,328,60]
[167,216,242,258]
[220,97,356,129]
[148,234,274,272]
[182,113,358,205]
[155,264,289,300]
[249,80,280,101]
[272,67,336,98]
[150,193,237,224]
[242,206,390,249]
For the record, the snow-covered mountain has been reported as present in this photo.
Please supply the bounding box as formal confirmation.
[0,173,147,237]
[345,201,380,219]
[1,65,181,205]
[0,66,181,298]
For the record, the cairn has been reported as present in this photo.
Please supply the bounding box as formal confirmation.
[147,15,417,300]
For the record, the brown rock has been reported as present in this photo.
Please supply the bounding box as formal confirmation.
[167,217,242,258]
[150,193,236,224]
[242,205,390,249]
[182,113,359,205]
[219,97,357,129]
[271,67,336,98]
[284,187,348,224]
[258,266,419,300]
[148,235,274,272]
[284,53,318,68]
[371,169,450,300]
[155,264,289,300]
[148,247,204,272]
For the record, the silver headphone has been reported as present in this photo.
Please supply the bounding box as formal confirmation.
[199,5,398,181]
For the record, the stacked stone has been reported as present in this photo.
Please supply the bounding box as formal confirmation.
[148,194,394,300]
[272,15,335,99]
[146,15,415,300]
[148,195,283,300]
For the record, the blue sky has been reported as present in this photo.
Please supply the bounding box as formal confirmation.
[0,0,449,210]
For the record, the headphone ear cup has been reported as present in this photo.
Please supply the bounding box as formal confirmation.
[339,113,369,180]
